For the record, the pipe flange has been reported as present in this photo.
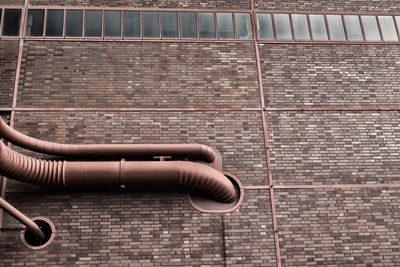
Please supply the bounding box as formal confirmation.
[20,216,55,250]
[187,172,244,213]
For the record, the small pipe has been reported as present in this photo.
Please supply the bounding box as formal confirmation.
[0,117,222,170]
[0,197,44,241]
[0,141,237,203]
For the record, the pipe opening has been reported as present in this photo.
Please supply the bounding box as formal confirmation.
[20,217,55,250]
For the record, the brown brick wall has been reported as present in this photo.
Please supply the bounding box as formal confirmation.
[254,0,400,12]
[276,188,400,266]
[0,40,19,108]
[27,0,251,9]
[0,0,24,4]
[17,41,259,109]
[0,190,275,266]
[268,111,400,185]
[261,44,400,108]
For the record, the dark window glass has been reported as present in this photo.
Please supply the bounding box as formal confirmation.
[309,14,328,40]
[326,15,345,41]
[361,16,381,41]
[46,9,64,37]
[124,11,140,38]
[343,15,363,41]
[143,12,159,38]
[378,16,398,41]
[217,13,234,39]
[26,9,44,36]
[292,14,310,40]
[66,10,83,37]
[235,13,252,40]
[161,12,178,38]
[104,10,121,37]
[199,13,215,38]
[3,9,21,36]
[180,12,196,38]
[256,13,274,40]
[85,10,102,37]
[274,14,292,40]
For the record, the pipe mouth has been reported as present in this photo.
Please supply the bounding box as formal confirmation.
[20,217,55,250]
[187,172,244,213]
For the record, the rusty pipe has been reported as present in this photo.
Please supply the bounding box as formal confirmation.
[0,142,236,203]
[0,197,44,241]
[0,118,222,170]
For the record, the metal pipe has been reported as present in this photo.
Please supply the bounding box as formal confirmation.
[0,197,44,241]
[0,117,222,170]
[0,141,236,203]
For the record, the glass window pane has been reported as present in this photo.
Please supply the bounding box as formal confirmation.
[361,16,381,41]
[124,11,140,38]
[26,9,44,36]
[274,14,292,40]
[327,15,345,41]
[180,12,196,38]
[199,13,215,39]
[161,12,178,38]
[344,15,363,41]
[292,14,310,40]
[85,10,102,37]
[66,10,82,37]
[235,13,252,40]
[3,9,21,36]
[104,11,121,37]
[143,12,159,38]
[256,13,274,40]
[46,9,64,36]
[396,17,400,39]
[378,16,398,41]
[217,13,234,39]
[309,14,328,40]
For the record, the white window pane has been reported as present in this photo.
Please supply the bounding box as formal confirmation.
[274,14,292,40]
[378,16,398,41]
[344,15,363,41]
[310,14,328,40]
[361,16,381,41]
[327,15,345,41]
[292,14,310,40]
[256,13,274,40]
[235,13,252,40]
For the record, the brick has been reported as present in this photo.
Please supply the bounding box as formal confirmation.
[0,40,19,108]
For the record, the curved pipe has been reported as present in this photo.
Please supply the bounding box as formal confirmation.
[0,118,222,171]
[0,142,236,203]
[0,197,44,241]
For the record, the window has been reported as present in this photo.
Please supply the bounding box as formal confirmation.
[180,12,196,38]
[292,14,310,40]
[104,11,121,37]
[378,16,398,41]
[143,12,159,38]
[326,15,345,41]
[309,14,328,40]
[3,9,21,36]
[235,13,252,40]
[361,16,381,41]
[85,10,102,37]
[124,11,140,38]
[26,9,44,36]
[161,12,178,38]
[46,10,64,37]
[257,13,274,40]
[274,14,292,40]
[199,13,215,38]
[217,13,234,39]
[66,10,83,37]
[343,15,363,41]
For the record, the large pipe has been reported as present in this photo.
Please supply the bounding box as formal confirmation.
[0,197,44,241]
[0,118,222,170]
[0,141,236,203]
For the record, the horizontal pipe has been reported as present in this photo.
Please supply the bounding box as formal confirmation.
[0,141,236,203]
[0,197,44,241]
[0,118,222,170]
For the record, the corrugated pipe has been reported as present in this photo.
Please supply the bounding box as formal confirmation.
[0,142,237,203]
[0,118,222,171]
[0,197,44,241]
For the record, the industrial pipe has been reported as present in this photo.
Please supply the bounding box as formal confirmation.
[0,141,237,203]
[0,117,222,170]
[0,197,44,241]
